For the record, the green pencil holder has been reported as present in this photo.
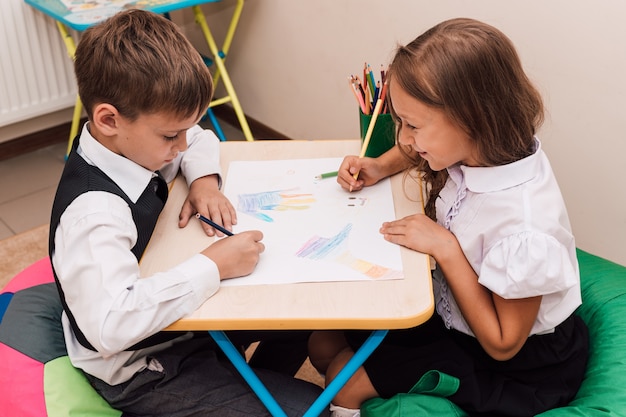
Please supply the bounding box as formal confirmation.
[359,110,396,158]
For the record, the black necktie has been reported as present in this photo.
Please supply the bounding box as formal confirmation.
[150,171,168,204]
[131,171,168,260]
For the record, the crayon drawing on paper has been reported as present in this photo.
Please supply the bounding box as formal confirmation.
[222,158,404,286]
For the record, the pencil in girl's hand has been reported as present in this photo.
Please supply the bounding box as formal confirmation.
[358,98,384,159]
[352,97,384,189]
[195,213,233,236]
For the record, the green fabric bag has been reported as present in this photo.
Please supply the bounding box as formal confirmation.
[360,370,468,417]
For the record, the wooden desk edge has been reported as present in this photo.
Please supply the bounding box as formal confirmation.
[165,304,435,331]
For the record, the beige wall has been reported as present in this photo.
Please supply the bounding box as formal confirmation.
[183,0,626,266]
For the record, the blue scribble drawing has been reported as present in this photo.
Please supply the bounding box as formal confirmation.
[296,223,403,280]
[296,224,352,260]
[238,189,315,222]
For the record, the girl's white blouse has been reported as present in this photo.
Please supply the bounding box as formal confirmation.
[433,138,581,336]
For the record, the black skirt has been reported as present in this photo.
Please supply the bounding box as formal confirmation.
[345,313,589,417]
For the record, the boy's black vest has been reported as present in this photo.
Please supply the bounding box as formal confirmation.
[49,137,184,352]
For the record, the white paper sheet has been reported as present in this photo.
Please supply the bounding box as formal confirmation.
[221,157,404,286]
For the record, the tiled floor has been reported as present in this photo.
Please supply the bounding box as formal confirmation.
[0,117,244,240]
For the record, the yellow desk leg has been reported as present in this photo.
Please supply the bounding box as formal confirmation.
[56,21,76,58]
[56,21,82,157]
[66,96,83,156]
[209,0,244,86]
[193,3,254,141]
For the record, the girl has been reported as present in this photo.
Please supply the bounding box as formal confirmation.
[309,18,588,417]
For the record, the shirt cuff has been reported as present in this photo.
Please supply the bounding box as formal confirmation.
[174,254,221,306]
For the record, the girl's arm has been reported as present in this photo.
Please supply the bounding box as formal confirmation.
[381,214,541,361]
[435,236,541,360]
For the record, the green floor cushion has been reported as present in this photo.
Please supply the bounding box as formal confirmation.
[538,249,626,416]
[362,249,626,416]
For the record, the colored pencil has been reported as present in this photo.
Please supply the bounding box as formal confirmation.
[379,80,389,113]
[363,62,369,98]
[367,64,376,99]
[315,171,339,180]
[196,213,233,236]
[350,63,388,115]
[355,76,367,101]
[349,77,367,113]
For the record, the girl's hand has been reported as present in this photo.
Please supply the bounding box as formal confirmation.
[201,230,265,280]
[178,175,237,237]
[380,213,457,259]
[384,214,542,361]
[337,155,386,192]
[337,145,412,192]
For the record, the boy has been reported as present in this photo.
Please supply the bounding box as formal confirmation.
[49,9,324,416]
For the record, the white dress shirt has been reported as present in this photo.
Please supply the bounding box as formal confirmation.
[52,123,223,385]
[432,138,581,337]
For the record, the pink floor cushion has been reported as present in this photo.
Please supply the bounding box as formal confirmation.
[0,257,122,417]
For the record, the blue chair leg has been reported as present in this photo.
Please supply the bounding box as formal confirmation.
[206,107,227,141]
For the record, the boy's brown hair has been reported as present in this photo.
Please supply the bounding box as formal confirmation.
[74,9,213,122]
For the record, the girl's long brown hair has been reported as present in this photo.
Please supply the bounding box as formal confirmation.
[388,18,544,220]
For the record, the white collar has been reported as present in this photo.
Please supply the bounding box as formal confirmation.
[77,123,155,203]
[449,137,542,193]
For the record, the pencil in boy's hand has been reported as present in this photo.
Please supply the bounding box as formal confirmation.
[195,213,234,236]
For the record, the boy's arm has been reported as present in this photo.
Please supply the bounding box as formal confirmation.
[169,125,237,235]
[52,191,221,355]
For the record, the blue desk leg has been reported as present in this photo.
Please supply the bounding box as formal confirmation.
[209,329,388,417]
[302,329,388,417]
[209,331,288,417]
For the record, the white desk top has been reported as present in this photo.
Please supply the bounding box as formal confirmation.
[140,140,434,331]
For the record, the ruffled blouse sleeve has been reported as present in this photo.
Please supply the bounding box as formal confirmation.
[478,231,578,299]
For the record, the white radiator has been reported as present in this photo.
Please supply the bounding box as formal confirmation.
[0,0,77,127]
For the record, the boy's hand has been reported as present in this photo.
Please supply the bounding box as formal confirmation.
[178,175,237,237]
[201,230,265,279]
